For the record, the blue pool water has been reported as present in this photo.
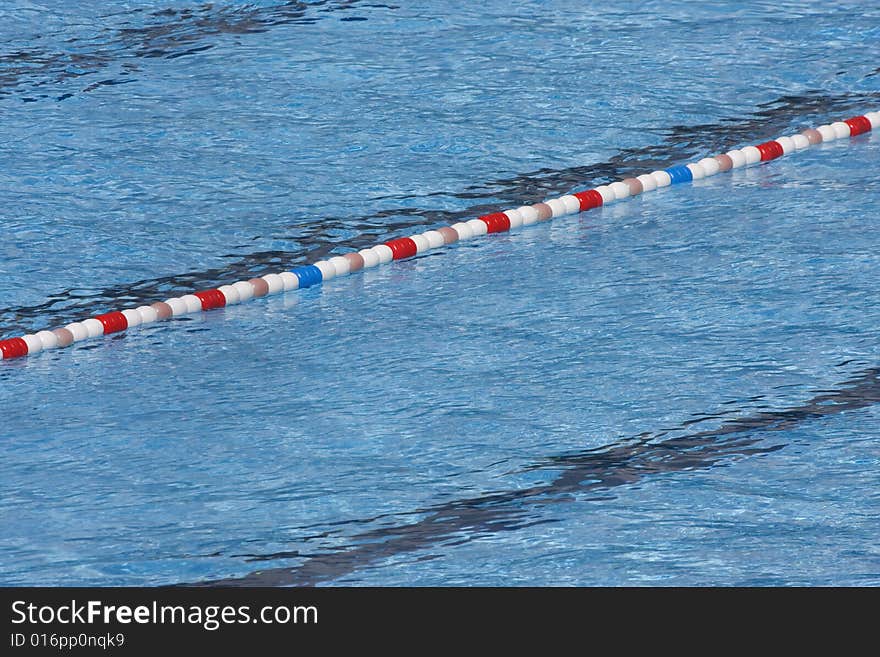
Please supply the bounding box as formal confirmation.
[1,1,879,586]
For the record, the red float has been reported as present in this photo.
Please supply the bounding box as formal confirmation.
[756,141,784,161]
[574,189,603,211]
[194,289,227,311]
[0,337,29,359]
[95,312,128,334]
[844,115,872,137]
[384,237,418,260]
[478,212,511,233]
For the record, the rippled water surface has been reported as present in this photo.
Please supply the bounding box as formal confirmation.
[1,1,879,586]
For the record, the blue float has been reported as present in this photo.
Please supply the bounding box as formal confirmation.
[290,265,323,288]
[665,165,693,184]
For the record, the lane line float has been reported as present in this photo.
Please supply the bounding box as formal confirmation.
[2,110,878,362]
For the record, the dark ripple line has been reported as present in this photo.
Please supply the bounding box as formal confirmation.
[187,366,880,586]
[1,87,878,338]
[0,1,391,101]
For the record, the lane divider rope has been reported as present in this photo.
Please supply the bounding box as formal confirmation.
[2,111,878,361]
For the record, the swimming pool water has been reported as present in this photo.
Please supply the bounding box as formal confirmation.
[1,1,878,586]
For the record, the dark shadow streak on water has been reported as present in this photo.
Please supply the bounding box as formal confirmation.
[183,365,880,586]
[1,88,877,338]
[0,1,390,100]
